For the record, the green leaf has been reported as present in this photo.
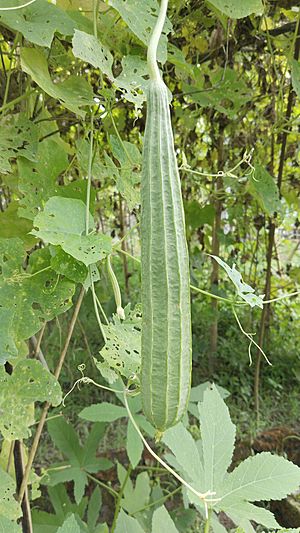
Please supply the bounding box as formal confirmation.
[50,248,88,284]
[210,255,264,308]
[198,384,236,493]
[0,115,38,174]
[126,420,143,468]
[79,402,127,423]
[117,466,151,514]
[18,138,68,220]
[224,502,280,529]
[0,468,22,520]
[96,314,141,381]
[0,203,36,248]
[184,68,251,118]
[115,509,144,533]
[47,418,111,504]
[163,423,204,487]
[249,165,281,216]
[57,515,81,533]
[0,516,22,532]
[152,506,179,533]
[0,0,74,47]
[184,202,215,230]
[87,487,102,531]
[21,48,94,117]
[48,418,83,466]
[32,197,112,266]
[0,359,62,440]
[291,59,300,98]
[206,0,263,18]
[108,0,172,63]
[72,30,149,108]
[0,308,18,364]
[219,452,300,507]
[0,238,75,357]
[72,30,113,79]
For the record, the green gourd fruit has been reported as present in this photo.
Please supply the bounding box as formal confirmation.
[140,0,192,433]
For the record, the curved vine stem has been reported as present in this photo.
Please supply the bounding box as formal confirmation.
[0,0,37,10]
[123,389,219,519]
[147,0,168,81]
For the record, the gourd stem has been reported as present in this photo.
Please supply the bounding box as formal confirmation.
[123,389,218,517]
[147,0,168,81]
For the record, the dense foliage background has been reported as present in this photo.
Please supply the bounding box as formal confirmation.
[0,0,300,531]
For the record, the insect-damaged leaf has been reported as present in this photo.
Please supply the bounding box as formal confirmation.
[0,0,74,48]
[0,359,62,440]
[0,238,75,362]
[32,197,112,266]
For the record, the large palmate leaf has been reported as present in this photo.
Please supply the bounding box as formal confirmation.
[0,115,38,174]
[0,238,75,362]
[0,359,62,440]
[108,0,172,63]
[0,469,22,521]
[31,483,88,532]
[198,386,235,493]
[21,48,94,117]
[163,384,300,529]
[249,165,282,216]
[209,255,264,308]
[0,0,74,47]
[32,197,112,266]
[79,395,154,469]
[46,418,112,504]
[207,0,263,18]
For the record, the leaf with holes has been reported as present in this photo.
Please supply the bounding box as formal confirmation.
[0,0,74,47]
[0,115,38,174]
[18,138,68,220]
[32,197,112,266]
[207,0,263,18]
[0,468,22,521]
[108,0,172,63]
[95,312,141,382]
[0,238,75,362]
[0,359,62,440]
[209,255,264,308]
[72,30,149,108]
[183,68,251,119]
[21,48,94,117]
[249,165,282,216]
[0,516,22,532]
[0,308,17,365]
[50,247,88,284]
[72,30,113,79]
